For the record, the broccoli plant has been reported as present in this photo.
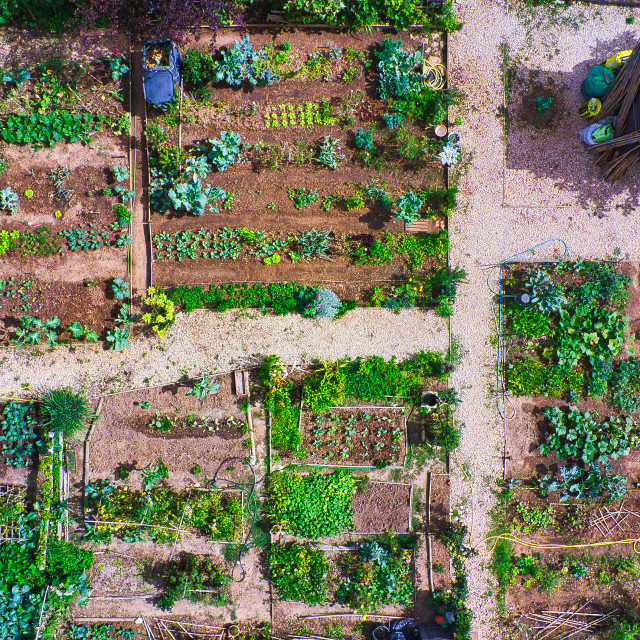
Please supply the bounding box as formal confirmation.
[395,192,423,226]
[168,176,210,217]
[112,164,130,182]
[215,36,280,87]
[355,128,374,151]
[106,326,130,351]
[207,131,242,172]
[376,39,424,99]
[109,57,130,81]
[0,187,19,215]
[186,155,211,178]
[140,459,169,491]
[186,374,221,399]
[111,278,129,300]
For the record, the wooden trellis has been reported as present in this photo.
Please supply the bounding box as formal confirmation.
[0,484,28,543]
[519,602,616,640]
[592,501,640,537]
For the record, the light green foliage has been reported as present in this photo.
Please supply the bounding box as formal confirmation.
[507,304,550,338]
[206,131,242,172]
[168,176,211,217]
[512,501,554,534]
[112,164,129,183]
[106,326,130,351]
[269,542,329,604]
[507,358,584,398]
[267,470,356,538]
[146,121,169,148]
[541,406,638,465]
[556,307,628,370]
[109,57,129,81]
[1,111,104,146]
[140,460,169,491]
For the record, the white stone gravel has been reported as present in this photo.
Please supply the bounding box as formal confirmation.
[448,1,640,637]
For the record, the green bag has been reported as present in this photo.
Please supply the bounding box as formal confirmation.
[582,66,615,99]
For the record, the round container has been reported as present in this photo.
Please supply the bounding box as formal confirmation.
[434,124,448,137]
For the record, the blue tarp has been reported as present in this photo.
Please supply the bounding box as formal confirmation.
[143,40,181,105]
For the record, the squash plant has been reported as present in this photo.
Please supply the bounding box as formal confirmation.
[541,406,638,465]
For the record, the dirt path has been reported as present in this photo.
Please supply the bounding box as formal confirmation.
[130,47,151,297]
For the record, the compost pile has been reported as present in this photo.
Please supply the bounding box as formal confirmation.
[583,40,640,181]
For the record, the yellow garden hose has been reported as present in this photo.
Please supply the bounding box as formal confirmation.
[479,532,640,555]
[423,62,446,90]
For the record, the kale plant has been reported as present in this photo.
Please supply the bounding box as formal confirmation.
[112,164,129,182]
[375,39,423,99]
[111,277,129,300]
[395,192,423,226]
[186,374,221,399]
[314,136,344,170]
[215,36,280,87]
[527,269,566,315]
[0,187,19,215]
[538,463,627,503]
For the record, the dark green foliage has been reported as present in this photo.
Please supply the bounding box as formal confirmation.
[0,0,76,31]
[267,471,356,538]
[181,48,218,86]
[45,542,94,588]
[398,350,450,379]
[572,261,630,309]
[40,388,91,438]
[343,355,423,401]
[0,401,41,468]
[157,552,230,611]
[428,267,466,302]
[269,542,329,604]
[392,87,460,126]
[609,359,640,414]
[337,534,414,613]
[280,0,461,31]
[0,544,43,589]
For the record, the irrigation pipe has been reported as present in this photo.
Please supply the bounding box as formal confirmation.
[480,532,640,555]
[489,239,569,421]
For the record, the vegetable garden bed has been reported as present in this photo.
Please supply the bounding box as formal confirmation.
[298,406,407,467]
[89,373,252,481]
[0,43,133,348]
[494,260,640,638]
[147,29,459,316]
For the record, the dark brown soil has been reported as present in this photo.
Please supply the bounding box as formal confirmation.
[147,28,446,293]
[299,406,406,467]
[352,480,411,533]
[428,473,451,592]
[0,276,122,343]
[90,374,251,484]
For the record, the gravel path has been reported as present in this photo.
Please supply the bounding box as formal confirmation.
[0,308,449,396]
[448,1,640,637]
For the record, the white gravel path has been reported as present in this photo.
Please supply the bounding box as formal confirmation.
[0,308,449,396]
[448,1,640,637]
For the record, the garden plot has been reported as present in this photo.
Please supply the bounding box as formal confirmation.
[298,406,407,468]
[81,544,270,623]
[147,29,459,314]
[493,259,640,636]
[0,47,133,347]
[89,372,252,483]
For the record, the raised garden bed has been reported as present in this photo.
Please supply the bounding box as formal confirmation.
[90,373,252,481]
[147,29,458,316]
[299,406,407,467]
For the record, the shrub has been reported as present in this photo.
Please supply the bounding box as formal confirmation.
[269,543,329,604]
[182,48,218,86]
[299,288,342,319]
[146,122,169,148]
[40,388,91,439]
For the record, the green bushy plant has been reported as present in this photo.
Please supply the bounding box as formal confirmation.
[508,305,550,338]
[1,111,104,146]
[269,542,329,605]
[541,406,638,465]
[40,388,91,439]
[394,192,423,226]
[314,135,344,170]
[267,470,356,538]
[608,358,640,414]
[182,48,218,86]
